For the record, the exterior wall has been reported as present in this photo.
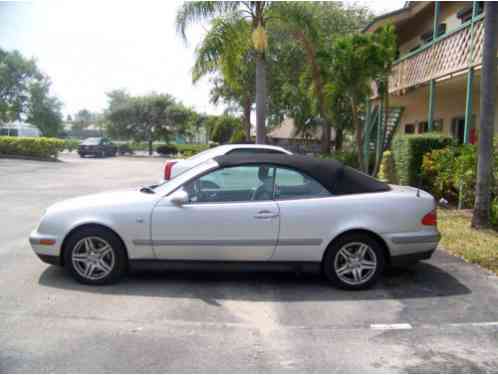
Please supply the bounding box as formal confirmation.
[388,71,498,139]
[397,2,473,55]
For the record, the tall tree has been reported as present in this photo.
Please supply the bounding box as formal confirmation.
[106,93,192,155]
[269,2,372,153]
[192,16,255,141]
[176,1,272,144]
[72,109,96,132]
[0,48,42,123]
[26,79,63,137]
[472,4,498,228]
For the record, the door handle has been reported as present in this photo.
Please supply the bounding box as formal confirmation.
[254,210,279,219]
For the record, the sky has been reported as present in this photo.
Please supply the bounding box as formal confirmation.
[0,0,405,118]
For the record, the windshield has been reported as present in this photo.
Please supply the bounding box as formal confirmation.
[81,138,101,145]
[152,159,218,195]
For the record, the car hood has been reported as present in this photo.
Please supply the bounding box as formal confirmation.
[47,189,156,213]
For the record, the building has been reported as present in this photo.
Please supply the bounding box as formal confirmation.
[0,121,41,137]
[266,118,327,154]
[365,1,493,149]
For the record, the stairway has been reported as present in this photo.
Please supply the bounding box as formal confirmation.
[364,105,404,154]
[382,107,404,150]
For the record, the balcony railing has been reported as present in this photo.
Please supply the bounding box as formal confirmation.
[387,15,485,95]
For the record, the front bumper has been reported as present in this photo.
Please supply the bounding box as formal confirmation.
[29,231,62,265]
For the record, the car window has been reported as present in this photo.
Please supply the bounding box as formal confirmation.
[183,165,276,203]
[274,167,330,200]
[227,148,285,155]
[81,138,101,145]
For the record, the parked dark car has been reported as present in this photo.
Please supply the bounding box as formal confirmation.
[78,137,117,158]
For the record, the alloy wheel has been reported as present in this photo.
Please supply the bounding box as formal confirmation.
[333,242,378,286]
[71,236,115,281]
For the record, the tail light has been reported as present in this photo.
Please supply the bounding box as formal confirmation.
[421,209,437,226]
[164,161,177,180]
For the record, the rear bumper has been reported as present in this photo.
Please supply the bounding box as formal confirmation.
[383,231,441,259]
[390,249,436,266]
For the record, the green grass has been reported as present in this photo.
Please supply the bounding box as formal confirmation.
[438,209,498,274]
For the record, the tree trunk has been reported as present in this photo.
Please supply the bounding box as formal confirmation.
[352,98,365,172]
[320,121,331,154]
[472,3,498,228]
[293,31,332,154]
[255,52,266,144]
[148,139,153,156]
[335,127,343,151]
[243,97,252,143]
[372,89,389,177]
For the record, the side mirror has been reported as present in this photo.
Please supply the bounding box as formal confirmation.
[170,189,189,206]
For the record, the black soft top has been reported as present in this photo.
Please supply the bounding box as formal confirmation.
[213,154,390,195]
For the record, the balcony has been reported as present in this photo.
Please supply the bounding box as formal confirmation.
[388,16,484,95]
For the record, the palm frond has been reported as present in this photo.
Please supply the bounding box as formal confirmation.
[176,1,242,41]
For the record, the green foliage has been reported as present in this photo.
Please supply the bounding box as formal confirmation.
[378,150,397,183]
[0,136,64,159]
[491,198,498,226]
[105,93,193,153]
[318,150,359,169]
[156,144,178,156]
[0,48,42,122]
[421,143,498,208]
[26,80,64,137]
[229,128,247,144]
[64,139,80,152]
[209,115,242,144]
[392,133,452,186]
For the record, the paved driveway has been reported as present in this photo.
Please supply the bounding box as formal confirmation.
[1,153,497,372]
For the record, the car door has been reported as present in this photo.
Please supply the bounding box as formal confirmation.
[271,167,333,262]
[151,164,280,261]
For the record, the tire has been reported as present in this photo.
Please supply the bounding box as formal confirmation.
[79,153,85,158]
[63,226,128,285]
[322,233,385,290]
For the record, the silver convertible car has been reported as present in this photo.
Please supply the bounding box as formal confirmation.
[30,154,440,289]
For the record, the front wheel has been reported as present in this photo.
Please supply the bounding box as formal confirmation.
[323,233,385,290]
[64,227,127,285]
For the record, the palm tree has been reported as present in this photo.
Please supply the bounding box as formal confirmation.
[177,1,270,144]
[191,17,255,142]
[472,3,498,228]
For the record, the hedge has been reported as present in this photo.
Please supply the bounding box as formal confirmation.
[421,141,498,208]
[0,136,65,159]
[156,144,178,155]
[392,133,452,187]
[378,150,397,183]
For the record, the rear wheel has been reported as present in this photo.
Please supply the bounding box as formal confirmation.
[64,227,127,285]
[323,233,385,290]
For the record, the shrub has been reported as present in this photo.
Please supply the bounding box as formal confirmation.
[318,150,359,169]
[421,142,498,208]
[116,143,134,155]
[0,136,65,159]
[229,128,247,144]
[64,139,80,152]
[378,150,397,183]
[156,144,178,156]
[392,133,452,186]
[176,144,210,156]
[491,198,498,227]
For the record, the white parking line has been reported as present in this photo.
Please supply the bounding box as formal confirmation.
[448,321,498,328]
[370,323,413,330]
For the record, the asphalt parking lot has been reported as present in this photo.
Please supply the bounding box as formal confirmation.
[1,153,497,372]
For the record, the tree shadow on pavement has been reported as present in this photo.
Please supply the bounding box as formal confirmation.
[38,260,471,302]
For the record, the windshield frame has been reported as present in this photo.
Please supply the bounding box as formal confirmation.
[152,159,219,196]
